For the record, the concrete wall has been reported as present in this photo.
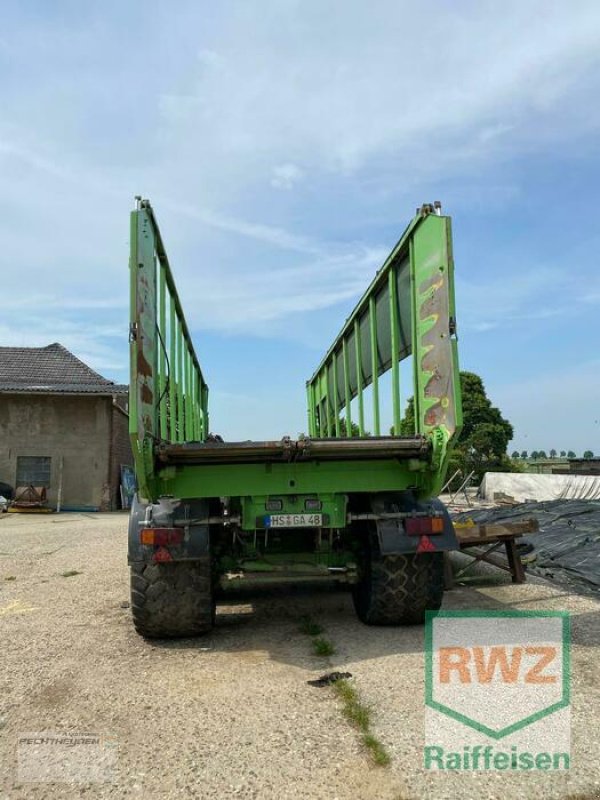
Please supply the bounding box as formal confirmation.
[569,459,600,475]
[0,394,114,509]
[109,399,134,510]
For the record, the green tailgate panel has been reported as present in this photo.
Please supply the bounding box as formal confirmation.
[158,458,427,500]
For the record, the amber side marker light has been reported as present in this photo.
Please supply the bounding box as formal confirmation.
[140,528,184,546]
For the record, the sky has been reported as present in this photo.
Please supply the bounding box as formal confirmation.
[1,1,600,455]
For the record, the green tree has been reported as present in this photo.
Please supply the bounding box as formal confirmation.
[531,451,539,460]
[583,450,594,459]
[538,450,548,459]
[550,449,557,458]
[399,398,415,436]
[402,371,514,482]
[458,372,513,444]
[511,451,520,459]
[315,415,367,438]
[560,450,566,458]
[520,450,528,459]
[567,450,576,458]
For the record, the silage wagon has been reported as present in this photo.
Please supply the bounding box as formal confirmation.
[127,199,462,637]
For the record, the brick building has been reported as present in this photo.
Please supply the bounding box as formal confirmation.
[0,343,133,511]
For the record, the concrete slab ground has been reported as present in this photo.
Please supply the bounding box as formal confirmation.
[0,512,599,799]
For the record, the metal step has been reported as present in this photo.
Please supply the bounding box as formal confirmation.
[157,435,429,466]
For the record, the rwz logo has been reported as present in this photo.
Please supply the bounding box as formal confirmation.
[425,610,570,740]
[438,644,558,685]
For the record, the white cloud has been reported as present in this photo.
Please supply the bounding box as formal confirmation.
[3,3,600,323]
[185,245,388,331]
[1,1,600,439]
[0,315,126,377]
[0,138,69,179]
[457,266,570,332]
[163,198,319,254]
[271,163,304,190]
[578,279,600,305]
[156,2,600,187]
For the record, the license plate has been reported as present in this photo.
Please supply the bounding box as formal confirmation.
[265,513,323,528]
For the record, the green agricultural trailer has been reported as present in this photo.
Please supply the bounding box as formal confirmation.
[128,198,462,637]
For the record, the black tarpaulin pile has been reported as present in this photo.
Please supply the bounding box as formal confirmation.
[452,499,600,593]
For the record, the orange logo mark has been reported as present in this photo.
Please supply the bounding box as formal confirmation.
[439,646,558,684]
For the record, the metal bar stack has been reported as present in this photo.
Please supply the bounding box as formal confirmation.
[305,203,461,446]
[129,198,209,451]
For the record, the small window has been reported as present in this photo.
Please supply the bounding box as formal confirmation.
[16,456,51,487]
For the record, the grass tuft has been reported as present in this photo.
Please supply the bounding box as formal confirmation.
[334,679,370,731]
[312,636,335,657]
[333,679,391,766]
[362,733,391,766]
[299,615,324,636]
[61,570,82,578]
[4,576,16,581]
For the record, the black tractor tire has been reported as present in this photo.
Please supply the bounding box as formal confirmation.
[130,559,215,638]
[352,535,444,626]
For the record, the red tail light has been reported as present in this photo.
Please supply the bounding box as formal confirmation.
[404,517,444,536]
[140,528,184,546]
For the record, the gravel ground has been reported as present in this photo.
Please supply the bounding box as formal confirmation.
[0,512,599,799]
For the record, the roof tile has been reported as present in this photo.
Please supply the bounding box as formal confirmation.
[0,343,127,395]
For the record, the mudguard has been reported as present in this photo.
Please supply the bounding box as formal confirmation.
[369,492,458,555]
[127,494,210,563]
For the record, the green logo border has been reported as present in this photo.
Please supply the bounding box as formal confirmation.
[425,610,570,739]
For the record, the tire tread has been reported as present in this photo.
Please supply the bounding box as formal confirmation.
[353,535,444,626]
[130,560,214,638]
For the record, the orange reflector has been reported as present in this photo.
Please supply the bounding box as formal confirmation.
[140,529,155,546]
[431,517,444,533]
[140,528,183,546]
